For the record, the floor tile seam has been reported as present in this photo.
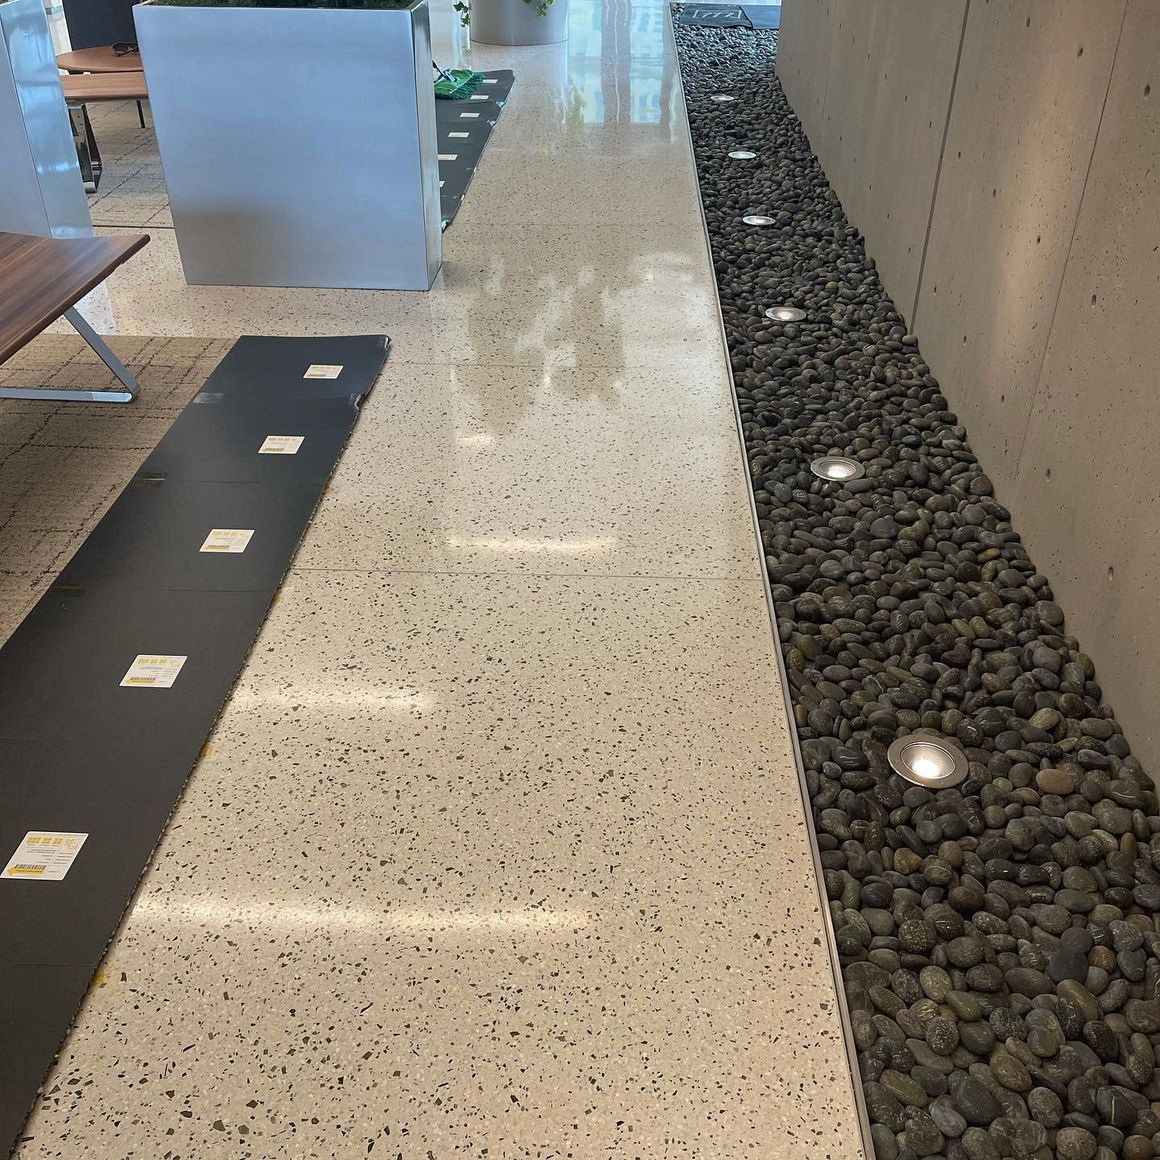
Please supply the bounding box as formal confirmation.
[282,564,769,586]
[358,358,735,374]
[90,222,175,231]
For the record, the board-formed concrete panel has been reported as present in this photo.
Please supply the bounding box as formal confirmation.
[773,0,1160,773]
[813,0,874,224]
[913,0,1124,490]
[1010,0,1160,771]
[812,0,966,320]
[775,0,836,145]
[856,0,966,321]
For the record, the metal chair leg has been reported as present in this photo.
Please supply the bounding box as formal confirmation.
[67,101,102,193]
[137,99,145,128]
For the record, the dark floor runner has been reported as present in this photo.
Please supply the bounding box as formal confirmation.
[0,334,388,1157]
[677,4,780,29]
[437,70,515,228]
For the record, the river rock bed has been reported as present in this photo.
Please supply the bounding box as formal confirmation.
[674,21,1160,1160]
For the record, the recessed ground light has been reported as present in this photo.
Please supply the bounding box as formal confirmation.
[711,94,736,103]
[728,149,757,160]
[742,214,776,226]
[887,735,968,789]
[809,455,864,481]
[765,306,806,322]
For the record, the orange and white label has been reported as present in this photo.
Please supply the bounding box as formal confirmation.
[200,528,254,554]
[2,832,88,881]
[120,654,187,688]
[259,435,304,455]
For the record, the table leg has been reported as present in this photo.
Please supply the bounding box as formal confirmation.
[0,309,139,404]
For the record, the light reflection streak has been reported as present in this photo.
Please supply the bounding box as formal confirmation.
[445,534,617,555]
[230,687,436,712]
[132,896,591,934]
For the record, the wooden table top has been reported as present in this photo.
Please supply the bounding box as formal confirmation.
[60,71,149,102]
[0,232,150,365]
[56,46,144,73]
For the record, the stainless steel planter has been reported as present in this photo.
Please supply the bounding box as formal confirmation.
[134,0,442,290]
[0,0,92,237]
[471,0,567,46]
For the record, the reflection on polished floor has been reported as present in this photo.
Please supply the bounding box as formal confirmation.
[15,0,861,1154]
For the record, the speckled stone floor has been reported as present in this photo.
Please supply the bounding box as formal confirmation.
[4,1,862,1155]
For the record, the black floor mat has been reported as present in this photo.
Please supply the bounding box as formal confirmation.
[0,333,388,1156]
[437,69,515,228]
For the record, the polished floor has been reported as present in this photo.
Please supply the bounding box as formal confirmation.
[8,1,861,1154]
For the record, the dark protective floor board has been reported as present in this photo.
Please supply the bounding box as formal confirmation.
[0,721,266,967]
[437,70,515,228]
[178,334,387,404]
[0,333,388,1157]
[0,965,93,1155]
[676,4,780,28]
[139,394,365,484]
[0,586,274,746]
[743,5,780,29]
[55,479,324,593]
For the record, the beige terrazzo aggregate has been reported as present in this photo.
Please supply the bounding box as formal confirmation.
[8,0,863,1155]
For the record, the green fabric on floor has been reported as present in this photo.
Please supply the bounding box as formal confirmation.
[435,68,485,100]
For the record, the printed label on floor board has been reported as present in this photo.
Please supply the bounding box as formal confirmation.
[120,654,187,688]
[438,153,458,161]
[449,132,470,138]
[460,112,480,118]
[199,529,254,554]
[259,435,304,455]
[303,364,343,380]
[470,94,488,100]
[2,832,88,881]
[194,392,223,405]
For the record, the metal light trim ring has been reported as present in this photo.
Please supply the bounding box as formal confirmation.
[886,735,969,789]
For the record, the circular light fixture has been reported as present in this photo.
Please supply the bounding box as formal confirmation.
[887,735,969,789]
[765,306,806,322]
[742,214,776,226]
[728,149,757,160]
[809,455,865,481]
[710,94,736,103]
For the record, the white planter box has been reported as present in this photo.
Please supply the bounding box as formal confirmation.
[0,0,92,237]
[471,0,567,45]
[134,0,442,290]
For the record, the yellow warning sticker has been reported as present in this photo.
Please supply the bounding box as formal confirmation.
[200,528,254,554]
[2,832,88,881]
[119,654,187,688]
[258,435,304,455]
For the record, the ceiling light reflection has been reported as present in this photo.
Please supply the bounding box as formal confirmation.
[132,896,591,934]
[231,686,436,712]
[445,535,617,555]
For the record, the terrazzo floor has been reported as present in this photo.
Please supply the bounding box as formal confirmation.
[5,1,862,1154]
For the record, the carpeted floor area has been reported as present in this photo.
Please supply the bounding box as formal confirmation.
[85,101,172,230]
[0,336,228,643]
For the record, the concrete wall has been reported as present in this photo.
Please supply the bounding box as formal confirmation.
[777,0,1160,770]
